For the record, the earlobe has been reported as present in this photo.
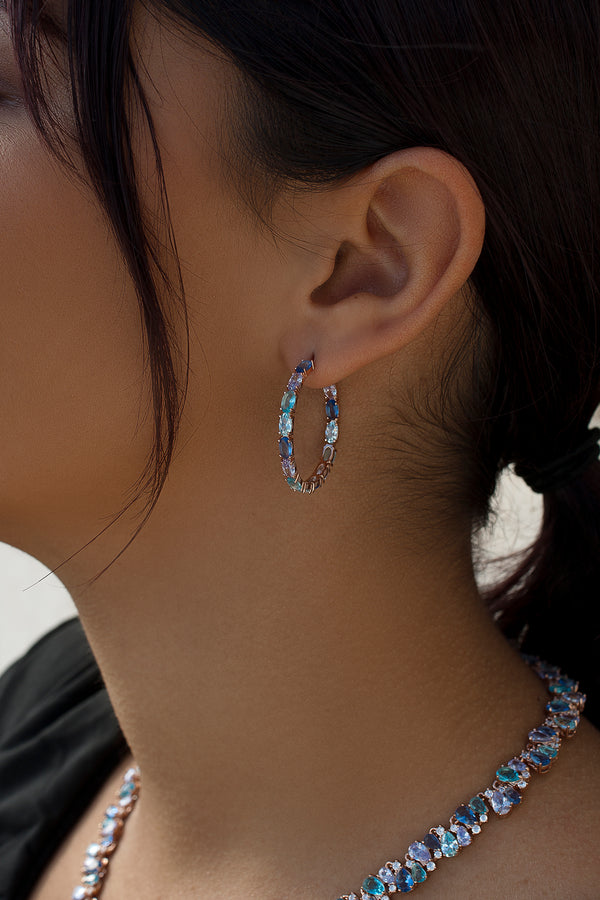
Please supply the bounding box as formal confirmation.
[279,147,485,388]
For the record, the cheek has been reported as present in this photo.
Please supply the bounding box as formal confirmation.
[0,119,152,538]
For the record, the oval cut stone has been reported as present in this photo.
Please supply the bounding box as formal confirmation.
[362,875,385,896]
[377,866,395,885]
[101,817,117,836]
[496,766,519,783]
[86,843,101,858]
[396,868,415,892]
[281,390,296,412]
[118,781,135,799]
[455,825,471,846]
[279,437,292,458]
[325,420,339,443]
[82,873,100,886]
[72,889,87,900]
[423,832,441,852]
[469,795,488,816]
[83,856,101,874]
[410,862,427,884]
[295,359,314,373]
[408,841,431,863]
[455,804,477,826]
[507,758,529,776]
[288,373,303,390]
[322,444,336,463]
[490,790,512,816]
[278,412,293,436]
[287,477,302,491]
[440,831,459,857]
[546,699,570,714]
[326,398,339,419]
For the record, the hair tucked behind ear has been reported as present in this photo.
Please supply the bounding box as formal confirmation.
[9,0,600,722]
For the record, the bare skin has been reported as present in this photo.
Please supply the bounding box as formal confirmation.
[2,3,599,898]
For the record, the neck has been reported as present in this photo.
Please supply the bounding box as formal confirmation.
[46,467,546,898]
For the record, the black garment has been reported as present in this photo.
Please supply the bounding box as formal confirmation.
[0,618,129,900]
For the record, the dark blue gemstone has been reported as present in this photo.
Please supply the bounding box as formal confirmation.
[295,359,314,374]
[396,868,415,892]
[326,398,339,419]
[504,786,521,806]
[528,749,551,767]
[546,699,570,714]
[278,437,292,459]
[423,832,441,851]
[455,804,477,826]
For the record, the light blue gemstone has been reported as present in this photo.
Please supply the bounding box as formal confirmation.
[469,795,488,816]
[410,861,427,884]
[455,804,477,825]
[287,477,302,492]
[325,420,338,443]
[86,843,101,857]
[440,831,459,857]
[496,766,519,783]
[408,841,431,863]
[288,372,303,390]
[281,390,297,412]
[101,816,117,836]
[105,805,119,818]
[72,889,87,900]
[118,781,135,799]
[396,867,415,892]
[551,714,578,732]
[455,824,471,846]
[549,677,577,694]
[490,789,512,816]
[83,856,101,874]
[82,872,100,886]
[536,743,558,759]
[362,875,385,896]
[278,412,293,436]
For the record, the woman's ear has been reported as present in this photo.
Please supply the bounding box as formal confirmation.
[278,147,485,387]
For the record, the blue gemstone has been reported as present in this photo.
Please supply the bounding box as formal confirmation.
[549,677,577,694]
[281,390,296,412]
[469,795,488,816]
[82,873,100,886]
[83,856,101,874]
[562,691,585,706]
[295,359,314,374]
[536,743,558,758]
[362,875,385,896]
[325,420,338,443]
[552,714,579,732]
[410,862,427,884]
[496,766,519,783]
[72,889,87,900]
[529,725,558,742]
[279,437,292,458]
[396,868,415,892]
[286,477,302,492]
[504,786,521,805]
[507,758,529,775]
[441,831,459,857]
[546,699,570,714]
[326,398,339,419]
[288,373,303,390]
[118,781,135,799]
[408,841,431,862]
[455,824,471,846]
[455,804,477,826]
[279,412,293,436]
[527,749,551,767]
[490,789,512,816]
[101,817,117,835]
[423,832,441,851]
[536,661,561,678]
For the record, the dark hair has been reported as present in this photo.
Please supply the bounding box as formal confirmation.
[8,0,600,723]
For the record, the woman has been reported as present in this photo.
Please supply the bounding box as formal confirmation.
[0,0,598,897]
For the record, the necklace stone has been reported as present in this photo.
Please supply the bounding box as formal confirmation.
[71,652,585,898]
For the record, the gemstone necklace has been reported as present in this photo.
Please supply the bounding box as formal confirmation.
[71,652,585,899]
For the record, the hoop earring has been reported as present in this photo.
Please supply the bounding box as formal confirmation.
[278,358,339,494]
